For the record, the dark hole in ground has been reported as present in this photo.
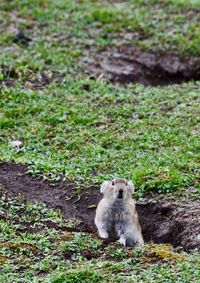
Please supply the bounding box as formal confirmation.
[0,162,199,251]
[12,32,32,47]
[85,46,200,86]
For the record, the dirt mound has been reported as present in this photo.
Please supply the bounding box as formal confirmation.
[0,162,199,250]
[85,46,200,86]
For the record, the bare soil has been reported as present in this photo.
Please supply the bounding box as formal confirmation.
[85,46,200,86]
[0,162,199,251]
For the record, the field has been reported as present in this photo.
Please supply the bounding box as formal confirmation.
[0,0,200,282]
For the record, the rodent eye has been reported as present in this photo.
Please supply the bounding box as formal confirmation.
[125,181,128,186]
[112,181,115,186]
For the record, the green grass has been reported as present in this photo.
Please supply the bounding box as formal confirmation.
[0,0,199,194]
[0,193,200,283]
[0,0,200,81]
[0,81,199,194]
[0,0,200,282]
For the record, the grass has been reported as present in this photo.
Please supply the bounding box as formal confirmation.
[0,80,199,194]
[0,0,200,282]
[1,0,200,80]
[0,193,200,283]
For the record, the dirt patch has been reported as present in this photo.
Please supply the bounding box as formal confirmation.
[85,46,200,86]
[0,162,199,251]
[0,162,76,218]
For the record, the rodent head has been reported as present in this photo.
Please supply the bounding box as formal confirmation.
[100,178,135,201]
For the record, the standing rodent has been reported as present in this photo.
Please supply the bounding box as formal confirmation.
[95,178,144,247]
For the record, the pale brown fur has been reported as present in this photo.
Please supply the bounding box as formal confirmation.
[95,178,144,246]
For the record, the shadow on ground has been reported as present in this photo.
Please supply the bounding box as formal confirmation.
[0,162,199,251]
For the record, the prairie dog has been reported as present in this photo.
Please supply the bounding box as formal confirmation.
[95,178,144,247]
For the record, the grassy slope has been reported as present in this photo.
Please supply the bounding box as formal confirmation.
[0,0,200,282]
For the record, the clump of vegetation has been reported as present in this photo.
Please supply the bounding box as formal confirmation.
[47,269,102,283]
[142,243,186,262]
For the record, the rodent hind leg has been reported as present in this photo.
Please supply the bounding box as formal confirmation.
[118,234,126,246]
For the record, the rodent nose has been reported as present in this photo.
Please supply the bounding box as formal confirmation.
[118,189,123,198]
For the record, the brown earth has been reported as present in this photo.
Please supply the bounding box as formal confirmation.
[0,162,199,251]
[85,46,200,86]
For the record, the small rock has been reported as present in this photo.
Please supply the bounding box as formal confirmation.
[9,140,23,147]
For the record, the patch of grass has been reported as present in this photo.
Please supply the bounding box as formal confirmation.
[0,0,200,87]
[47,269,102,283]
[58,232,101,255]
[0,81,199,194]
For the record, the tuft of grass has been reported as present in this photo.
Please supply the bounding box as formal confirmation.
[47,269,102,283]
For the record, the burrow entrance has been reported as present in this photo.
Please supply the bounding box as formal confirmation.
[84,46,200,86]
[0,162,199,251]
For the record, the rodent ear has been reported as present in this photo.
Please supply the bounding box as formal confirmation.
[100,181,110,194]
[127,180,135,193]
